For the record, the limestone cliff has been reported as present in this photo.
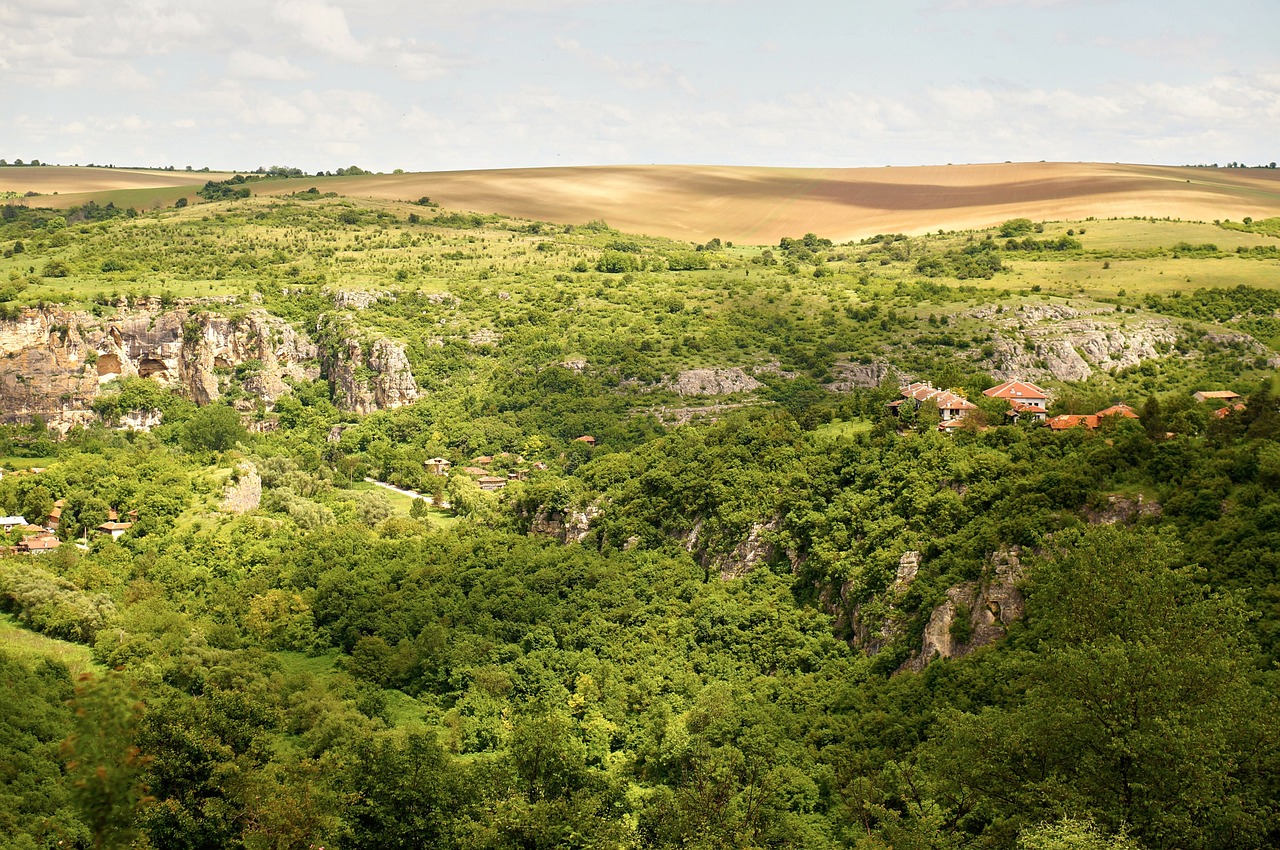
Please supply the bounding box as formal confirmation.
[0,304,317,432]
[665,367,763,396]
[900,547,1027,672]
[316,315,420,415]
[970,304,1180,382]
[528,503,602,545]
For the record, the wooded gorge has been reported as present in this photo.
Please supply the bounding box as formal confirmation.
[2,192,1279,849]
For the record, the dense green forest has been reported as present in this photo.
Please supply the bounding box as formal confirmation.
[2,194,1280,849]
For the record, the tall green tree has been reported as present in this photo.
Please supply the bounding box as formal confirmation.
[929,527,1280,849]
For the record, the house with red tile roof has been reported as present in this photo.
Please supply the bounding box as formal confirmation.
[1047,413,1098,431]
[18,534,61,554]
[97,520,133,541]
[424,457,451,476]
[1194,390,1241,403]
[984,380,1050,412]
[1047,403,1139,431]
[1096,404,1139,421]
[891,382,977,428]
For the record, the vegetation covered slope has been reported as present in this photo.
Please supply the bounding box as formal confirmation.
[0,187,1279,850]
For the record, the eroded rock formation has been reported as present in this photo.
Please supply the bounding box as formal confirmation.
[317,316,420,415]
[666,367,763,396]
[900,547,1027,672]
[0,305,318,432]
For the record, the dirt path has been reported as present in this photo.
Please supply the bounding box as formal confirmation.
[364,477,437,506]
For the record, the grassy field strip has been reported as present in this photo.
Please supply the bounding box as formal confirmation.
[0,613,102,675]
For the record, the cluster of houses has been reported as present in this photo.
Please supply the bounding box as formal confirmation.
[893,380,1244,433]
[891,379,1054,431]
[1,499,135,556]
[1193,390,1246,419]
[423,436,595,492]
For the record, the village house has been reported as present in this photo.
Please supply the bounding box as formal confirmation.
[1046,403,1140,431]
[18,535,61,555]
[984,380,1050,422]
[424,457,451,476]
[1194,390,1241,404]
[97,520,133,541]
[890,382,977,427]
[573,435,597,447]
[1,516,29,534]
[45,499,64,532]
[477,475,508,492]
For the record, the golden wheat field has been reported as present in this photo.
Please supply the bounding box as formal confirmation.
[7,162,1280,244]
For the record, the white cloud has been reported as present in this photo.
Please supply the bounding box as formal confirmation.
[274,0,369,62]
[203,87,310,127]
[227,50,311,81]
[932,0,1115,9]
[554,37,699,95]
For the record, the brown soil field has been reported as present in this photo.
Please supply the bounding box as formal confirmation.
[0,166,238,196]
[8,162,1280,245]
[305,162,1280,244]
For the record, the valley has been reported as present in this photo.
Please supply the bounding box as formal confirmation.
[2,168,1279,850]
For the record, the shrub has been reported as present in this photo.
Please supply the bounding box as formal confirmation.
[41,260,70,278]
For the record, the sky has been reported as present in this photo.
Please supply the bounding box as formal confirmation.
[1,0,1277,173]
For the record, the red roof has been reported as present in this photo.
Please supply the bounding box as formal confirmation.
[20,535,61,551]
[1096,404,1139,420]
[97,521,133,532]
[984,380,1049,401]
[1047,414,1098,430]
[899,382,976,411]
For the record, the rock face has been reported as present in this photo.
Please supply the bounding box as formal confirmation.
[118,409,164,432]
[714,518,780,580]
[317,316,420,415]
[969,303,1180,382]
[330,289,388,310]
[0,305,318,433]
[825,362,900,392]
[528,503,602,544]
[177,310,319,406]
[900,547,1027,672]
[1083,493,1162,525]
[666,368,763,396]
[221,461,263,514]
[0,307,101,433]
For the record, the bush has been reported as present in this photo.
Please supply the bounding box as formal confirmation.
[41,260,70,278]
[595,251,639,274]
[181,405,246,452]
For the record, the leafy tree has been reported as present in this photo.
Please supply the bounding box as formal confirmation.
[931,526,1280,849]
[62,672,152,850]
[344,730,451,850]
[181,405,245,452]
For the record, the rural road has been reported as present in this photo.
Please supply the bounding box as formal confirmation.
[363,477,440,506]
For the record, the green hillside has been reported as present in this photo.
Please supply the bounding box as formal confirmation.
[1,190,1279,850]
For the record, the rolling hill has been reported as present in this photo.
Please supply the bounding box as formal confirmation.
[4,161,1280,245]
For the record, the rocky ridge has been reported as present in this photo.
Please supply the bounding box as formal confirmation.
[665,367,763,396]
[970,303,1180,382]
[899,547,1027,672]
[0,303,422,432]
[316,315,420,415]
